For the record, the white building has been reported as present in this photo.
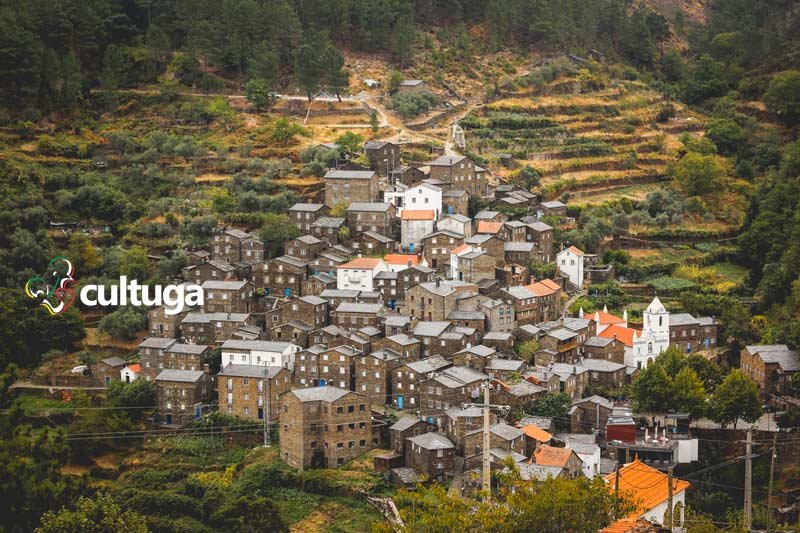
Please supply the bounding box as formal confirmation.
[558,433,601,478]
[336,257,388,292]
[382,253,428,273]
[449,243,476,280]
[400,210,436,252]
[220,340,301,370]
[120,364,141,383]
[630,296,670,368]
[557,245,585,289]
[402,183,442,219]
[437,213,472,238]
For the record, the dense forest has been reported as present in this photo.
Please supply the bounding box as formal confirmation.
[1,0,800,531]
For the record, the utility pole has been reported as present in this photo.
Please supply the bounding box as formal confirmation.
[744,427,753,530]
[767,431,778,533]
[482,385,491,502]
[263,364,270,447]
[614,465,621,516]
[666,466,674,531]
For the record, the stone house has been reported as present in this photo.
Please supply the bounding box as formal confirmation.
[163,343,210,373]
[419,366,489,426]
[355,231,395,255]
[453,250,496,283]
[501,279,561,325]
[138,338,177,381]
[537,327,580,366]
[270,321,314,347]
[213,228,264,264]
[479,298,516,333]
[401,210,436,252]
[481,331,515,352]
[364,141,400,176]
[252,256,308,298]
[303,273,337,296]
[397,264,436,301]
[201,280,255,314]
[525,221,554,263]
[669,313,719,353]
[504,242,536,267]
[372,333,421,360]
[391,355,452,411]
[355,348,404,407]
[443,406,498,453]
[537,200,567,219]
[324,170,380,206]
[397,79,429,94]
[550,362,590,400]
[332,302,386,331]
[452,345,496,373]
[373,271,400,305]
[405,432,455,482]
[180,312,254,344]
[582,336,626,364]
[282,295,329,330]
[390,165,427,187]
[147,305,192,338]
[428,155,487,196]
[279,387,372,469]
[741,344,800,396]
[289,203,329,233]
[383,315,412,336]
[310,217,346,243]
[492,379,547,410]
[310,251,349,278]
[93,356,126,387]
[422,230,465,272]
[533,444,583,478]
[389,417,437,455]
[581,358,627,388]
[441,189,469,217]
[346,203,397,236]
[568,395,614,434]
[155,369,213,426]
[284,235,327,261]
[299,345,361,390]
[183,259,237,285]
[407,280,478,322]
[219,364,292,421]
[464,234,505,266]
[483,358,526,382]
[437,213,472,238]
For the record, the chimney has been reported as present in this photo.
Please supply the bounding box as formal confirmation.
[203,363,210,374]
[436,279,440,288]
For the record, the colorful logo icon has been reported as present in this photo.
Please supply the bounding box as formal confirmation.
[25,256,77,315]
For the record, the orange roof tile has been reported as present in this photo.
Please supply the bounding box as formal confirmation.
[603,459,690,520]
[451,244,470,255]
[533,445,575,468]
[401,209,435,221]
[566,245,584,256]
[596,310,626,325]
[597,324,638,348]
[383,254,421,266]
[521,424,553,443]
[338,257,383,270]
[601,518,653,533]
[526,279,561,297]
[126,363,141,373]
[477,221,503,234]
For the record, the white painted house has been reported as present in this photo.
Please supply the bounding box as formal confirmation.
[402,183,442,219]
[336,257,388,292]
[120,363,141,383]
[557,245,585,289]
[400,210,436,252]
[220,340,301,370]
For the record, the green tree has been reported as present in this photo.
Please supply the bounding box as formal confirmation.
[100,45,130,90]
[66,233,103,273]
[708,369,762,429]
[686,354,723,393]
[248,41,279,86]
[322,44,348,101]
[294,42,322,100]
[706,119,746,156]
[531,392,571,419]
[119,245,149,280]
[335,131,364,156]
[245,78,277,112]
[370,110,380,132]
[764,70,800,124]
[515,339,540,364]
[390,4,416,66]
[632,362,674,413]
[259,213,300,257]
[210,495,288,532]
[98,307,147,340]
[669,152,727,196]
[107,379,155,421]
[37,492,147,533]
[672,366,707,418]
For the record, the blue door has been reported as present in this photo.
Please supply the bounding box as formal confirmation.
[194,406,202,419]
[390,299,396,310]
[166,414,173,425]
[319,379,327,387]
[258,408,264,420]
[427,416,434,425]
[397,395,404,409]
[284,287,291,298]
[705,338,710,349]
[409,243,414,253]
[265,288,270,295]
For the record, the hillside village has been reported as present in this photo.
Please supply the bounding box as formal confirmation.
[4,1,800,531]
[44,107,798,531]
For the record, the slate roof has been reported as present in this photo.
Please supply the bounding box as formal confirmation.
[100,356,127,367]
[580,358,625,372]
[167,343,209,355]
[201,280,248,290]
[390,416,428,432]
[347,202,393,212]
[138,338,177,350]
[324,170,376,180]
[748,345,800,371]
[290,386,353,403]
[155,369,206,382]
[289,203,325,212]
[335,302,384,314]
[182,312,250,323]
[413,321,451,337]
[407,432,454,450]
[218,364,284,378]
[406,356,451,374]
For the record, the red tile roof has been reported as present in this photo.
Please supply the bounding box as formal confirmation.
[401,209,435,221]
[520,424,553,443]
[596,310,626,325]
[533,444,575,468]
[566,245,584,256]
[603,459,690,520]
[477,221,503,234]
[597,324,638,348]
[383,254,421,266]
[338,257,383,270]
[126,363,141,373]
[451,244,470,255]
[526,278,561,297]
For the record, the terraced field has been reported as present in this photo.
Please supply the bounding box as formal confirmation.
[462,80,705,201]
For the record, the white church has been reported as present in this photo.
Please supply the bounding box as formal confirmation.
[588,296,671,369]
